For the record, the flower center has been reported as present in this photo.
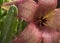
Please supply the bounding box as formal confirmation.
[34,16,47,27]
[33,0,38,3]
[40,16,47,26]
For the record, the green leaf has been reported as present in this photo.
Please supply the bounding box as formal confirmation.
[4,0,11,2]
[4,15,18,43]
[17,19,28,34]
[0,0,4,5]
[0,10,7,19]
[1,5,18,43]
[0,7,1,14]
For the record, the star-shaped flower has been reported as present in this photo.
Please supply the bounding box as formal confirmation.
[2,0,60,43]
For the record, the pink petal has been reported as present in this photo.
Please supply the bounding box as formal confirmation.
[12,22,42,43]
[17,0,39,22]
[42,30,60,43]
[53,9,60,32]
[46,9,60,32]
[38,0,57,16]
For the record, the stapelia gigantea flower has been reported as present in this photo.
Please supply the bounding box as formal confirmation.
[3,0,60,43]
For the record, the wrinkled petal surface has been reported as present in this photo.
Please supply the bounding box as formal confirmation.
[17,0,38,22]
[37,0,57,17]
[42,29,60,43]
[46,9,60,32]
[12,22,42,43]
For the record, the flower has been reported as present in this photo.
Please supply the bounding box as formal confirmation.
[2,0,60,43]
